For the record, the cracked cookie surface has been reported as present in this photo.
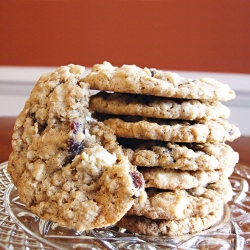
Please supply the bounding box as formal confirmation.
[138,167,234,190]
[83,61,235,101]
[119,139,239,171]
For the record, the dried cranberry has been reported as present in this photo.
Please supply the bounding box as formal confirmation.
[64,138,84,165]
[67,138,84,154]
[71,121,83,134]
[130,171,144,189]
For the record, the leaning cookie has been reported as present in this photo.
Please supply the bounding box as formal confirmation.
[7,65,146,231]
[127,179,232,221]
[119,139,239,171]
[83,61,235,101]
[90,91,230,120]
[117,205,224,236]
[100,116,240,143]
[139,167,234,190]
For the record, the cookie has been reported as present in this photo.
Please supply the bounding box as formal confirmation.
[7,65,146,231]
[119,139,239,171]
[90,91,230,120]
[8,64,90,184]
[138,167,234,190]
[127,179,232,221]
[99,115,240,143]
[83,61,235,101]
[117,205,224,236]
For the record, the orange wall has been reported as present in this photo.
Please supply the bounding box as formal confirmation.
[1,0,250,73]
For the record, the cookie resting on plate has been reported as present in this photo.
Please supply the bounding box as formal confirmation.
[117,205,225,236]
[7,65,146,231]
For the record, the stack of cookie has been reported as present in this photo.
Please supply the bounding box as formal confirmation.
[83,61,240,236]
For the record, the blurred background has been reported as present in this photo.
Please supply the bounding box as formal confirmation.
[1,0,250,72]
[0,0,250,135]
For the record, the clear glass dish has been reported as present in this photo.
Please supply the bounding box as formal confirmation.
[1,161,250,250]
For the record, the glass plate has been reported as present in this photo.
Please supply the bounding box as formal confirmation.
[1,161,250,250]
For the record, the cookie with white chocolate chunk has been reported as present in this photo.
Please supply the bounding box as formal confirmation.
[118,138,239,171]
[83,61,235,101]
[7,65,146,231]
[126,178,232,221]
[117,205,225,236]
[138,167,234,190]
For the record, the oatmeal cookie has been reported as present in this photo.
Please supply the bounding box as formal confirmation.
[100,116,240,143]
[127,179,232,221]
[83,61,235,101]
[90,91,230,120]
[119,139,239,171]
[7,65,146,231]
[139,167,234,190]
[117,205,224,236]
